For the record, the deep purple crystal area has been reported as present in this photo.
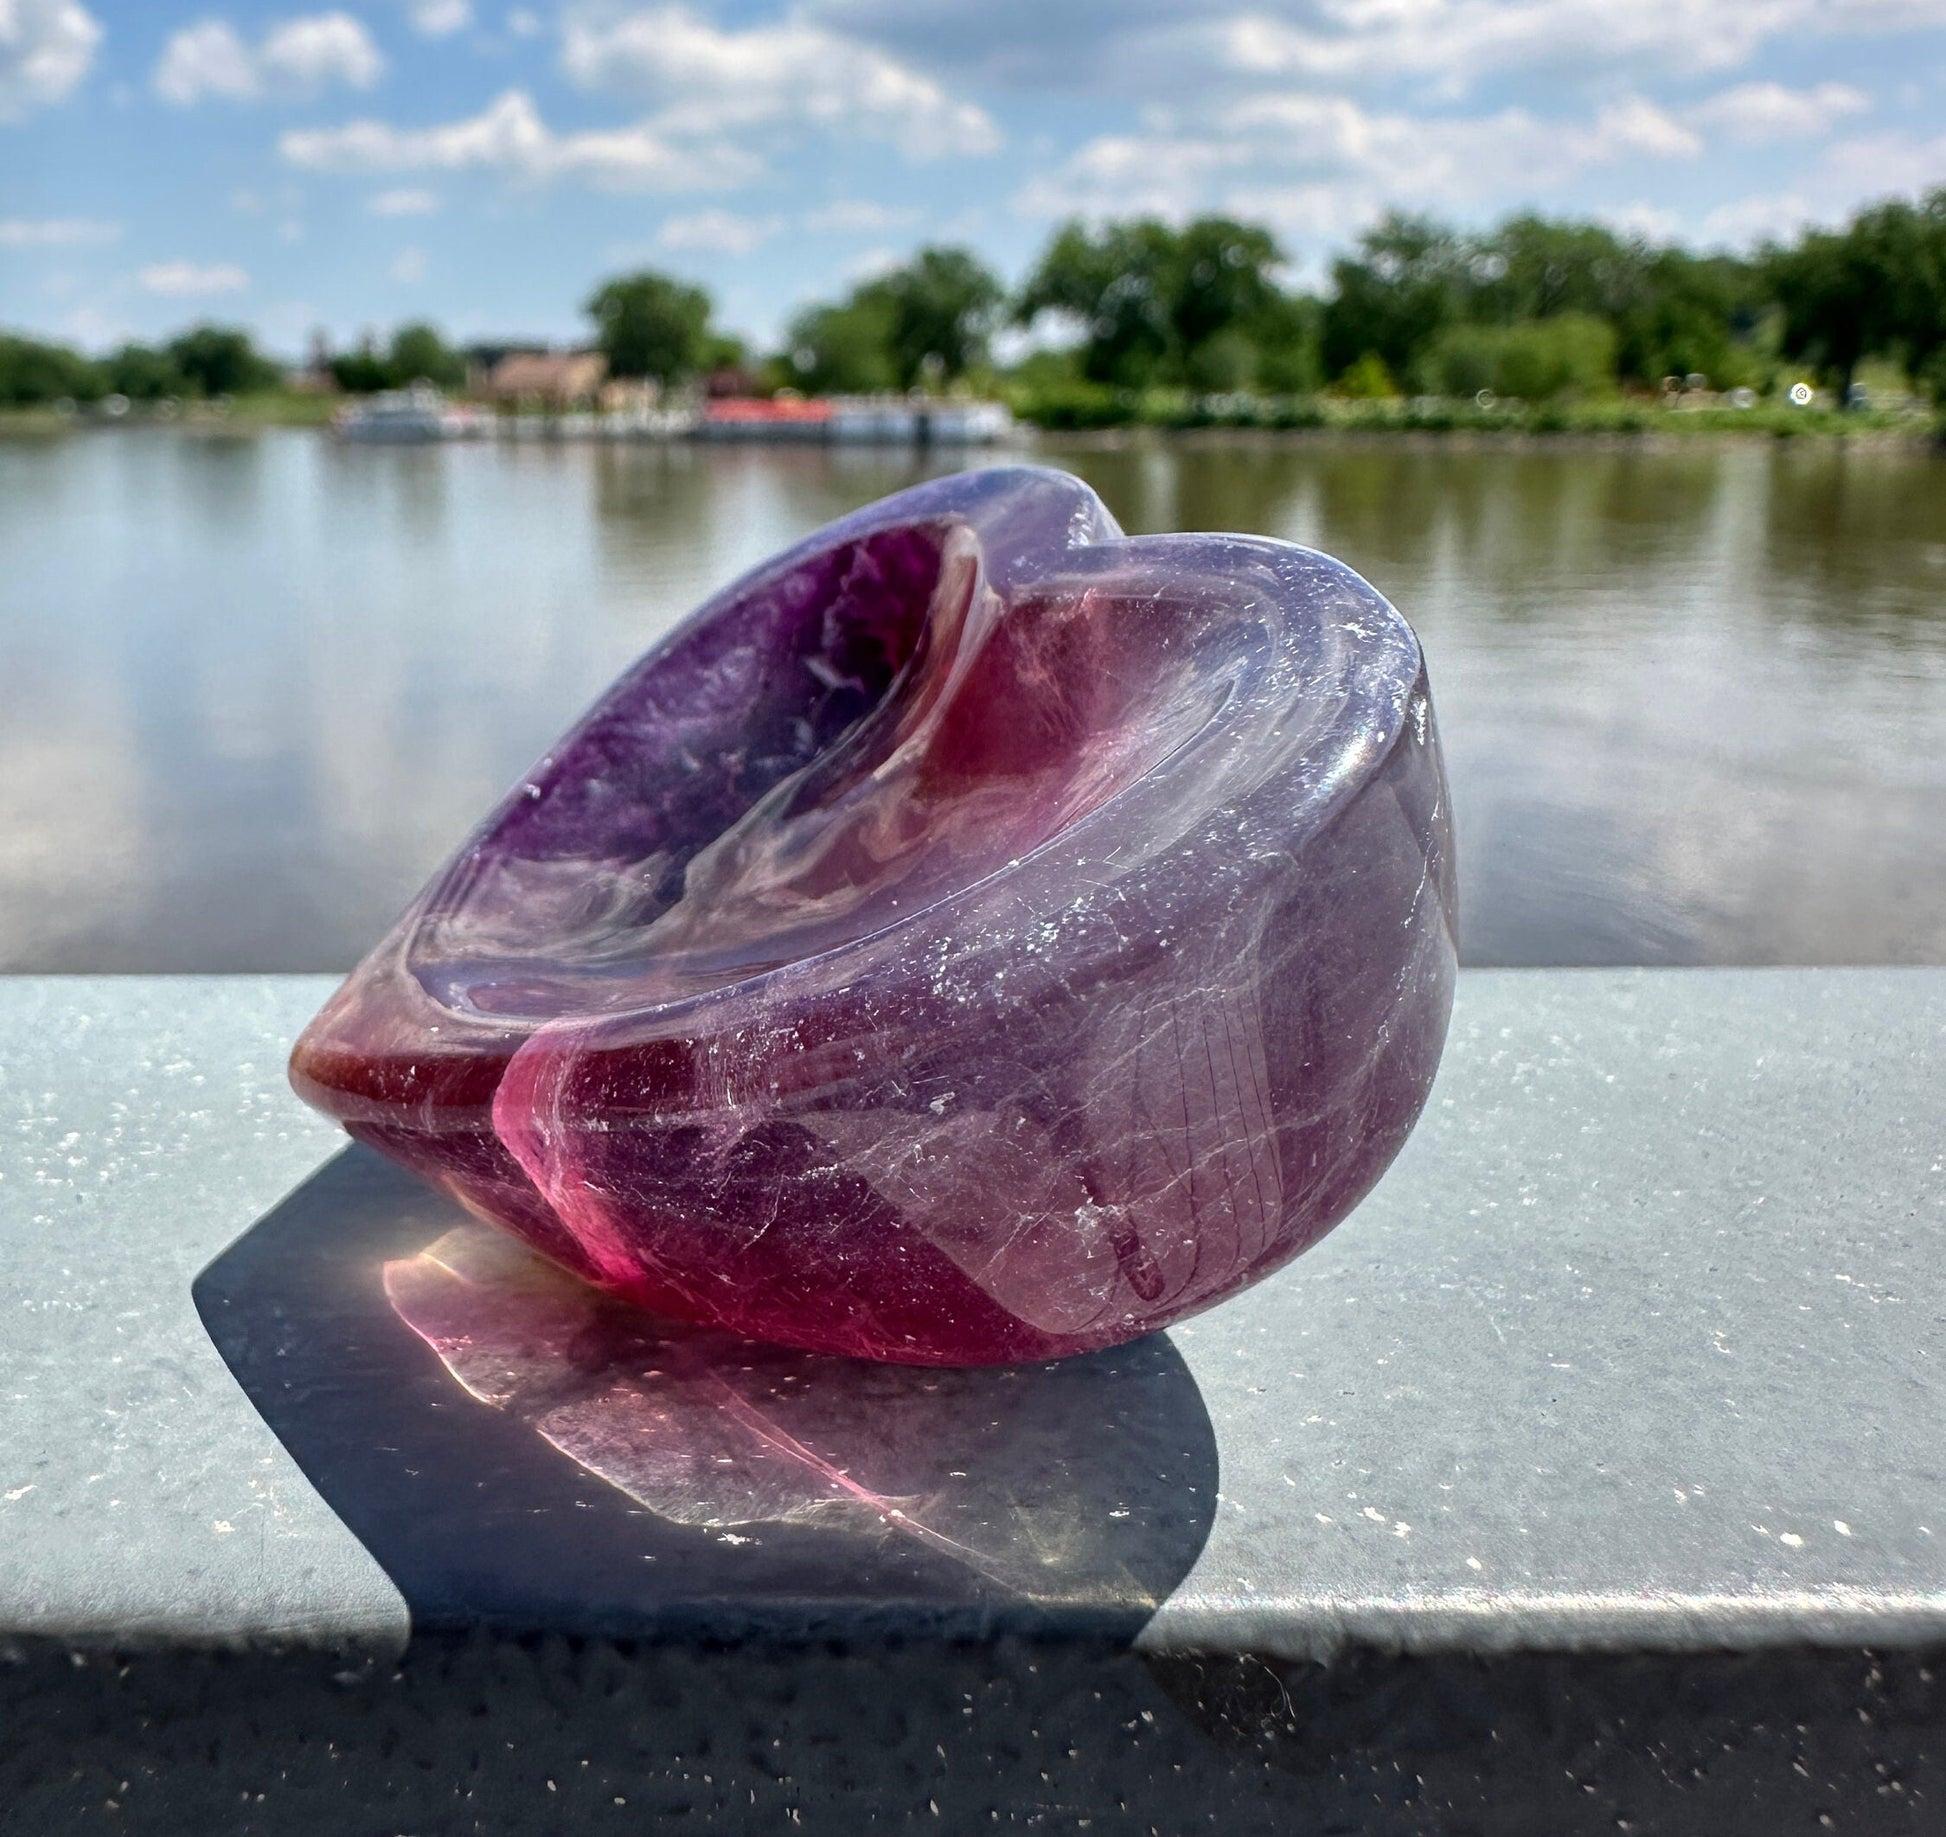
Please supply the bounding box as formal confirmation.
[291,467,1456,1365]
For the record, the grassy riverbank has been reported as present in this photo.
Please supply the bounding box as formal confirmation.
[5,389,1939,443]
[1004,385,1941,440]
[0,392,337,435]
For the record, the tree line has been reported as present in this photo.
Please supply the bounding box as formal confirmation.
[592,190,1946,409]
[0,316,479,406]
[0,323,283,408]
[5,189,1945,411]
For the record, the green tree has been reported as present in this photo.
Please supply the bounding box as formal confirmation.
[1470,216,1645,325]
[855,246,1004,388]
[1781,209,1903,392]
[1321,214,1471,383]
[1893,189,1946,391]
[387,320,465,388]
[165,324,280,397]
[784,294,900,394]
[702,330,750,374]
[1417,314,1618,400]
[0,332,105,405]
[1769,226,1882,392]
[1016,216,1292,389]
[1242,291,1324,393]
[1769,189,1946,396]
[1170,217,1287,359]
[1614,248,1764,387]
[106,343,188,400]
[1016,219,1174,387]
[1333,352,1401,399]
[328,339,394,394]
[1322,210,1769,393]
[584,270,714,382]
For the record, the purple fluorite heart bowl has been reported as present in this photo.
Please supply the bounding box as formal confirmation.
[292,466,1456,1365]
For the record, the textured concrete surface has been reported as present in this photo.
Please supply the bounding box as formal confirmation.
[0,976,401,1652]
[2,969,1942,1660]
[1154,966,1946,1659]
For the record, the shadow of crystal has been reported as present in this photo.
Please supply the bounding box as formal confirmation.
[195,1145,1219,1642]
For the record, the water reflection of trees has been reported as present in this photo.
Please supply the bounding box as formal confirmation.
[4,433,1942,972]
[589,443,979,607]
[1758,444,1946,641]
[1054,439,1727,623]
[1037,436,1945,968]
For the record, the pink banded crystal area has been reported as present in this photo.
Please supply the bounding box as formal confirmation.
[291,467,1456,1365]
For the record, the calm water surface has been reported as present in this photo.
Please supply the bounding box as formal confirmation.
[3,428,1943,971]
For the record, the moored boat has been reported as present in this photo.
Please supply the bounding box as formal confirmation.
[333,383,485,443]
[700,395,1015,445]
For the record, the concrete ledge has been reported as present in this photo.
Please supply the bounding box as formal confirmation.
[4,969,1942,1661]
[1,971,1941,1828]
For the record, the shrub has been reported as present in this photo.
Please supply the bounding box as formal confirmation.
[1009,380,1126,429]
[0,333,106,406]
[1333,352,1402,399]
[1417,313,1618,401]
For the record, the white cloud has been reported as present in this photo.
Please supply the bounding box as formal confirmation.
[844,244,901,282]
[154,12,384,106]
[1691,126,1946,248]
[649,200,924,254]
[1818,127,1946,196]
[562,6,1001,159]
[56,298,131,346]
[280,86,760,190]
[0,0,99,122]
[1697,192,1814,248]
[406,0,471,35]
[0,216,119,245]
[367,186,441,214]
[1592,95,1703,159]
[1206,1,1799,91]
[139,260,250,296]
[506,7,542,35]
[1689,81,1870,144]
[1017,91,1702,225]
[816,0,1946,106]
[1602,202,1682,242]
[801,199,922,234]
[264,12,384,87]
[392,244,427,282]
[155,21,257,103]
[1104,1,1946,103]
[657,208,783,254]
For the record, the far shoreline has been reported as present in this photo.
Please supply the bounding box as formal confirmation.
[3,395,1941,449]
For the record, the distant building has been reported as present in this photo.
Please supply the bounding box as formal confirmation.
[599,375,661,414]
[475,347,608,409]
[461,341,546,394]
[704,363,763,399]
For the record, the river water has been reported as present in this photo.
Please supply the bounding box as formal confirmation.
[3,427,1942,971]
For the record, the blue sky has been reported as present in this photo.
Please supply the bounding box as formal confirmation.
[5,0,1946,357]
